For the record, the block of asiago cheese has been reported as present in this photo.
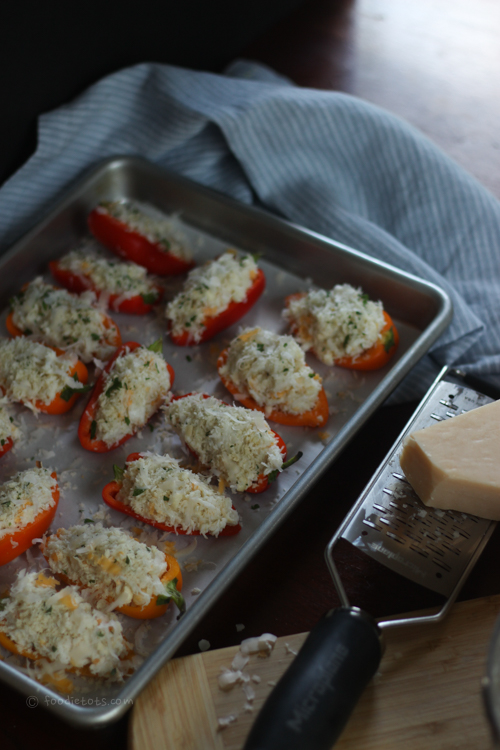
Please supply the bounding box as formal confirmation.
[399,398,500,520]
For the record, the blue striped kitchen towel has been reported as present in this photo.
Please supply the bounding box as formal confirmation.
[1,59,499,402]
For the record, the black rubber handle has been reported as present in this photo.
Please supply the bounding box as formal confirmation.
[243,607,383,750]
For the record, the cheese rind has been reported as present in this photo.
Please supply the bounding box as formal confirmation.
[399,399,500,520]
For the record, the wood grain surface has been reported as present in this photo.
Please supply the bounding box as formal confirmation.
[130,595,500,750]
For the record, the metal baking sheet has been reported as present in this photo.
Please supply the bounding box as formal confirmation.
[0,156,452,726]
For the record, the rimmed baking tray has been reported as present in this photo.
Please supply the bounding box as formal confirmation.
[0,156,452,726]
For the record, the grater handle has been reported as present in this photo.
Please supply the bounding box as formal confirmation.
[243,607,383,750]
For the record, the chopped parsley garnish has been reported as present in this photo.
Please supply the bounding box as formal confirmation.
[60,383,92,402]
[141,292,159,305]
[105,377,122,397]
[90,420,97,439]
[133,487,146,496]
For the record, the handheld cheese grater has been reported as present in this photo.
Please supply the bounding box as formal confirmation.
[244,367,500,750]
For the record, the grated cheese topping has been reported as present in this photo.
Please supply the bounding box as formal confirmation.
[96,200,191,261]
[10,277,120,363]
[94,345,172,447]
[45,523,168,609]
[0,337,84,413]
[0,466,57,540]
[0,401,19,448]
[165,252,259,343]
[283,284,386,365]
[116,452,240,536]
[0,570,129,678]
[164,394,284,492]
[56,249,160,305]
[219,327,322,416]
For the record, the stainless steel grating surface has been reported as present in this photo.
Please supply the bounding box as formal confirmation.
[331,379,496,597]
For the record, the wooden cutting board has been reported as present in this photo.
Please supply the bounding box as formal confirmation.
[129,595,500,750]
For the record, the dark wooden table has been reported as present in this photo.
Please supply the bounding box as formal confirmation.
[1,1,499,747]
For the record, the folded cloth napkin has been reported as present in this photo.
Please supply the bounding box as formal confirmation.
[1,59,499,402]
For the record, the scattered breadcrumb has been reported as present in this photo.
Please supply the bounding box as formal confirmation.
[240,633,277,656]
[217,714,238,731]
[198,639,211,652]
[236,623,245,632]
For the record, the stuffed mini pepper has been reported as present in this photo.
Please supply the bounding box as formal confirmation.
[164,393,300,493]
[0,570,131,683]
[88,199,194,276]
[283,283,399,370]
[166,251,265,346]
[0,337,89,415]
[79,340,174,452]
[217,327,329,427]
[102,452,241,537]
[7,278,121,363]
[43,523,185,619]
[0,464,59,566]
[49,249,163,314]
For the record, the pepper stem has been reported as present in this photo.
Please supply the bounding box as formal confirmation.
[268,451,303,483]
[156,578,186,617]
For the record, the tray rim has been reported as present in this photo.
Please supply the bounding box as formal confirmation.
[0,155,453,726]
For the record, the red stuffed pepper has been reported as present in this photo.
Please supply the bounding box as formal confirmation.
[49,250,164,314]
[166,251,266,346]
[78,340,174,452]
[217,327,329,427]
[7,278,121,363]
[43,524,185,619]
[102,452,241,537]
[0,337,89,415]
[0,464,59,566]
[88,200,195,276]
[283,285,399,371]
[164,393,301,494]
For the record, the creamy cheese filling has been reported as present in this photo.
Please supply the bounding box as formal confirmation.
[0,401,19,448]
[165,252,259,342]
[116,452,239,536]
[0,466,57,540]
[164,394,284,492]
[94,345,172,447]
[219,327,322,416]
[96,200,191,261]
[45,523,168,609]
[0,337,83,412]
[10,278,119,363]
[56,249,160,302]
[283,284,386,365]
[0,570,129,678]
